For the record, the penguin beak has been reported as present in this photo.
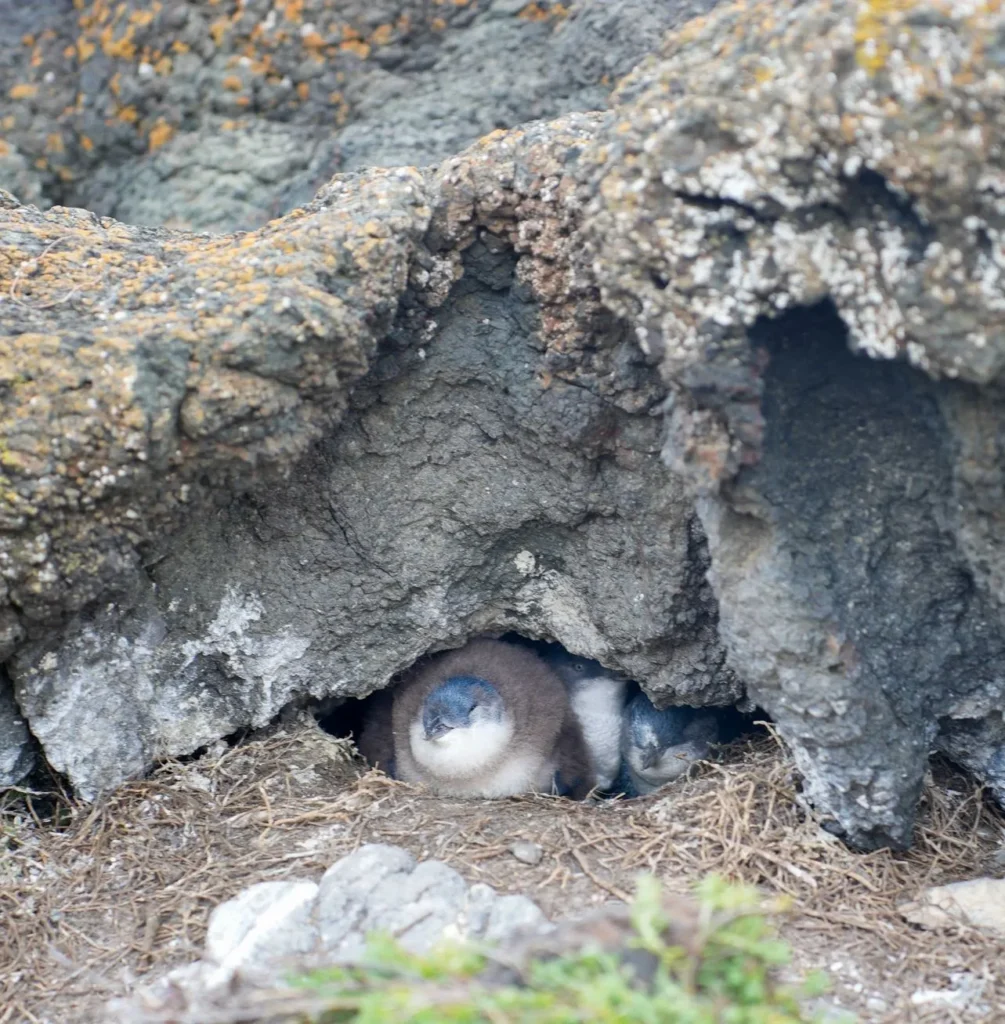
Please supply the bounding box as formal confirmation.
[424,718,452,741]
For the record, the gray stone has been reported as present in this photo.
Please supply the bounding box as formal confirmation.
[510,840,544,866]
[0,0,712,232]
[314,844,550,958]
[122,844,551,1018]
[0,673,34,788]
[318,846,469,956]
[316,843,419,953]
[481,892,549,942]
[205,880,320,981]
[900,879,1005,937]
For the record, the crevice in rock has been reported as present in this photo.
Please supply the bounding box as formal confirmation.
[696,300,1005,848]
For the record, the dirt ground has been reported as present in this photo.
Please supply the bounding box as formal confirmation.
[2,715,1004,1024]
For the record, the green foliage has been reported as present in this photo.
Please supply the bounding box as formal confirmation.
[290,875,853,1023]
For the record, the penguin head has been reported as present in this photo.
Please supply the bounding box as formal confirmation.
[622,693,718,790]
[545,648,624,689]
[410,675,515,780]
[421,675,505,740]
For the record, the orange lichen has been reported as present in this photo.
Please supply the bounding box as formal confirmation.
[147,118,174,151]
[222,74,243,90]
[45,133,65,155]
[209,19,230,46]
[101,25,138,60]
[339,39,369,58]
[9,84,39,100]
[296,81,310,100]
[370,24,393,46]
[79,135,94,152]
[117,105,139,123]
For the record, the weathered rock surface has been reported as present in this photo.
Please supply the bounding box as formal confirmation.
[581,0,1005,848]
[118,843,549,1018]
[0,670,34,786]
[0,0,712,233]
[8,117,735,799]
[4,0,1005,852]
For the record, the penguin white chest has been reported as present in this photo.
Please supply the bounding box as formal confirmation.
[407,718,550,797]
[568,676,626,790]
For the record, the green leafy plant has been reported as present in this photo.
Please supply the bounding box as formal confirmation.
[291,875,851,1023]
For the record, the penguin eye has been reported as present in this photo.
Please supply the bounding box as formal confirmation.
[573,662,585,673]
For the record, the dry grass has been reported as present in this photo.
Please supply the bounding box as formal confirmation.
[2,715,1004,1023]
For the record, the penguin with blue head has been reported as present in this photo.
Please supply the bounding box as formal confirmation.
[359,638,594,799]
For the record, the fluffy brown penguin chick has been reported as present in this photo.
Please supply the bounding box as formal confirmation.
[356,687,396,778]
[391,639,594,799]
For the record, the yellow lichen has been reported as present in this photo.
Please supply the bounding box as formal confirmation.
[854,0,917,73]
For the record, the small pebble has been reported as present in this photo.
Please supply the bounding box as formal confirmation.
[509,840,544,866]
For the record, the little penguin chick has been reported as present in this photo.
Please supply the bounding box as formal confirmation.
[542,647,628,791]
[356,687,396,779]
[392,639,594,799]
[620,691,720,796]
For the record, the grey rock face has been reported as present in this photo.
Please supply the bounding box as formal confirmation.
[699,306,1005,848]
[14,233,734,797]
[0,673,34,788]
[581,0,1005,846]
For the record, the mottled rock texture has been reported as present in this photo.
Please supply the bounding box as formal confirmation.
[6,117,735,800]
[583,0,1005,847]
[0,0,711,232]
[4,0,1005,853]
